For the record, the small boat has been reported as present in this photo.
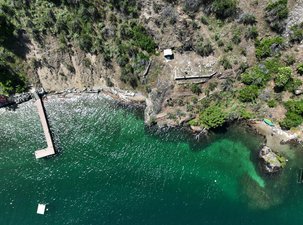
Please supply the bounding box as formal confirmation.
[263,118,274,126]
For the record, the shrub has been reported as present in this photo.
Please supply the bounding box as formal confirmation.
[267,99,277,108]
[239,109,253,119]
[265,0,288,33]
[285,78,302,93]
[283,54,295,66]
[224,42,233,52]
[120,64,138,88]
[183,0,203,13]
[255,36,284,59]
[239,62,249,72]
[284,100,303,115]
[238,85,259,102]
[239,13,257,25]
[289,22,303,43]
[245,26,258,40]
[209,82,218,91]
[274,67,292,88]
[297,63,303,75]
[220,56,232,69]
[83,58,91,67]
[264,58,283,74]
[116,54,129,67]
[191,83,202,95]
[240,48,247,56]
[280,100,303,129]
[280,112,303,129]
[241,73,254,85]
[79,33,93,52]
[130,25,156,53]
[161,5,178,24]
[241,65,270,87]
[232,30,241,44]
[211,0,238,19]
[195,41,214,56]
[217,39,224,47]
[200,15,209,25]
[199,105,227,129]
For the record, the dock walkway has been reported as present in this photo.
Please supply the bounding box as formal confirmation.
[33,93,56,159]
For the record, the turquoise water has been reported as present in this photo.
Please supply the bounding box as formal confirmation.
[1,95,303,225]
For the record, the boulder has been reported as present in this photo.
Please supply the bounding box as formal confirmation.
[259,145,286,173]
[295,89,303,95]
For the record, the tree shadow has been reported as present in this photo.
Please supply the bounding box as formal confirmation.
[3,29,31,59]
[5,103,18,111]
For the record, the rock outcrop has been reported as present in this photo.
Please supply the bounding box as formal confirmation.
[259,145,286,173]
[284,0,303,37]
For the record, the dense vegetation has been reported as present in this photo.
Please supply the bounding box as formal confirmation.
[280,100,303,129]
[0,11,27,95]
[0,0,302,132]
[199,105,227,129]
[265,0,288,33]
[1,0,157,89]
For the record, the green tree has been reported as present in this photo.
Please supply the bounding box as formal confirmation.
[274,67,292,88]
[212,0,238,19]
[241,66,270,87]
[0,13,15,44]
[284,100,303,115]
[199,105,227,129]
[255,36,284,59]
[280,112,303,129]
[238,85,259,102]
[280,100,303,129]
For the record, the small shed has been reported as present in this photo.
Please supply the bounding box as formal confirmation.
[164,49,174,61]
[37,204,46,215]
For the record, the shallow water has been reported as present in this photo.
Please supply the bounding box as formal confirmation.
[0,95,303,225]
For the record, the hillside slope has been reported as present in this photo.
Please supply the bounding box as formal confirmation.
[0,0,303,132]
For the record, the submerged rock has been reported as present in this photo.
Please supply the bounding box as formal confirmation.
[259,145,286,173]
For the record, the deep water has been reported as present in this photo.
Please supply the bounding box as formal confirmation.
[1,95,303,225]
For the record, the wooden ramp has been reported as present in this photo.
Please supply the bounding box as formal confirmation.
[34,96,56,159]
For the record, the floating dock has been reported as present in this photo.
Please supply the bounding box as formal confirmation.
[32,92,56,159]
[37,203,46,215]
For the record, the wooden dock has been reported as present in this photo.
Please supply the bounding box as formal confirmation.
[33,93,56,159]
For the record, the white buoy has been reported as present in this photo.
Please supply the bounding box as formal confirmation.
[37,204,46,215]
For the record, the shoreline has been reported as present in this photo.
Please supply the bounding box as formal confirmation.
[1,86,147,109]
[248,120,302,153]
[3,88,302,154]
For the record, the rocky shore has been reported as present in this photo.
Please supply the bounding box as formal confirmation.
[248,120,302,152]
[259,145,287,174]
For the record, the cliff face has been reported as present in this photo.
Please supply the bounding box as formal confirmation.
[26,36,118,92]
